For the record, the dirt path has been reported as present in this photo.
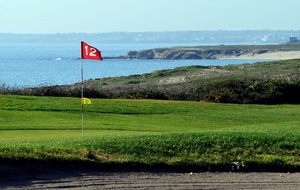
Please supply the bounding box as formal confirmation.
[1,171,300,189]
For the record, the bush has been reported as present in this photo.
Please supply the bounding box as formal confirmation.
[197,79,300,104]
[2,79,300,104]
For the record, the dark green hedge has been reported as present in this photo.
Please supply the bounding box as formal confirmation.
[2,79,300,104]
[197,79,300,104]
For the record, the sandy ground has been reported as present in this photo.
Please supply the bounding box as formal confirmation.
[1,171,300,189]
[219,51,300,60]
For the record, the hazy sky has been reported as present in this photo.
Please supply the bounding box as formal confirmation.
[1,0,300,34]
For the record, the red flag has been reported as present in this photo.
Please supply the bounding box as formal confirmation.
[81,41,103,60]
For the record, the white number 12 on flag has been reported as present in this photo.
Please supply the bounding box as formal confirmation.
[84,46,97,57]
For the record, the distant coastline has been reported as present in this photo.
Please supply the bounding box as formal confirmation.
[1,30,300,44]
[106,44,300,60]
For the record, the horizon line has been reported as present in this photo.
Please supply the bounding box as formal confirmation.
[1,29,300,35]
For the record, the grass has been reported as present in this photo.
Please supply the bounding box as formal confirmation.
[1,95,300,171]
[4,59,300,104]
[96,59,300,85]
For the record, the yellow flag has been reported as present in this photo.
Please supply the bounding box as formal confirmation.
[82,98,91,105]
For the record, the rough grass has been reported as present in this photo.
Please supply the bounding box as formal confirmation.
[3,59,300,104]
[1,95,300,171]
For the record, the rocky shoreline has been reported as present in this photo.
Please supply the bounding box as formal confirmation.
[105,43,300,60]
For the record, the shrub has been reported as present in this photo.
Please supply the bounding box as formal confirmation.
[197,79,300,104]
[2,78,300,104]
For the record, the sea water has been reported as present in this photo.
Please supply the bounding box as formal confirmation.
[0,43,267,87]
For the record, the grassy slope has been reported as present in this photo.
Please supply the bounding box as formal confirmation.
[7,59,299,104]
[87,59,300,86]
[1,95,300,171]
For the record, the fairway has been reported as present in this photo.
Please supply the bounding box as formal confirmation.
[1,95,300,171]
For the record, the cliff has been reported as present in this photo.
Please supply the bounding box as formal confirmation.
[108,44,300,60]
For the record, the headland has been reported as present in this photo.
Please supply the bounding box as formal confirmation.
[106,43,300,60]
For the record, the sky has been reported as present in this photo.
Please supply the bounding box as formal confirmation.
[1,0,300,34]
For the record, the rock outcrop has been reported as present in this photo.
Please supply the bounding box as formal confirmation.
[104,44,300,60]
[110,47,269,60]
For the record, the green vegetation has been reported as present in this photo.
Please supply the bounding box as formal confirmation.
[1,95,300,171]
[1,59,300,171]
[4,59,300,104]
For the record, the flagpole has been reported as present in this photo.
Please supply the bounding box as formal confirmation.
[81,59,84,137]
[80,41,102,137]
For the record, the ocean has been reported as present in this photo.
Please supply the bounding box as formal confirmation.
[0,43,267,87]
